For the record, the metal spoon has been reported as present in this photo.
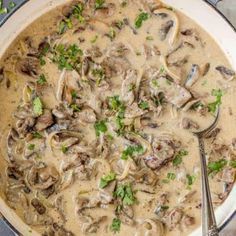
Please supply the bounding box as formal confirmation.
[193,108,220,236]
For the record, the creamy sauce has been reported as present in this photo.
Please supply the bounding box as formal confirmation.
[0,1,236,236]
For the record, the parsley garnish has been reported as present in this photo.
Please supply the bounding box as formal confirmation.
[186,174,196,186]
[230,160,236,168]
[110,218,121,233]
[99,172,116,188]
[95,0,105,10]
[33,97,43,116]
[94,120,108,136]
[61,145,68,154]
[114,183,136,205]
[138,101,149,110]
[71,90,77,99]
[27,144,35,151]
[37,74,47,85]
[135,12,149,29]
[167,172,176,180]
[32,132,43,139]
[121,144,144,160]
[173,150,188,166]
[70,104,80,112]
[107,27,116,41]
[208,89,224,113]
[208,159,227,175]
[52,44,83,71]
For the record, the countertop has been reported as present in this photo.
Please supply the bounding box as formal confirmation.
[0,0,236,235]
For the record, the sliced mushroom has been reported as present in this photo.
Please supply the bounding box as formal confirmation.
[99,180,116,204]
[121,69,137,106]
[144,137,175,170]
[159,20,174,41]
[216,66,235,81]
[94,3,116,18]
[118,205,134,226]
[31,198,46,215]
[181,117,199,130]
[107,42,130,58]
[18,57,39,77]
[78,107,96,123]
[185,64,200,88]
[35,109,54,131]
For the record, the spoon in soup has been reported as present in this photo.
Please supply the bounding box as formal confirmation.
[193,108,220,236]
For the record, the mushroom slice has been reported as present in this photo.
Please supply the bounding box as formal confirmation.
[216,65,235,81]
[94,3,116,18]
[121,69,137,106]
[151,76,192,108]
[159,20,174,41]
[153,8,180,45]
[35,109,54,131]
[185,64,200,88]
[135,219,164,236]
[181,117,199,130]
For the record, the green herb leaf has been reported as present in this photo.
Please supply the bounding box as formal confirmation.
[138,101,149,110]
[61,145,68,154]
[114,183,136,206]
[109,96,122,111]
[208,89,224,113]
[230,160,236,168]
[99,172,116,188]
[52,43,83,70]
[33,97,43,116]
[135,12,149,29]
[208,159,227,175]
[0,7,7,15]
[71,90,77,99]
[110,218,121,233]
[37,74,47,85]
[27,144,35,150]
[72,3,85,23]
[121,144,144,160]
[167,172,176,180]
[94,120,108,136]
[32,132,43,139]
[186,174,196,186]
[95,0,105,10]
[70,104,80,112]
[173,150,188,166]
[108,27,116,41]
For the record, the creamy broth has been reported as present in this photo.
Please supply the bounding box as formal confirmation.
[0,1,236,236]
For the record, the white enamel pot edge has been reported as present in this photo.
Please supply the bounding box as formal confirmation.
[0,0,236,235]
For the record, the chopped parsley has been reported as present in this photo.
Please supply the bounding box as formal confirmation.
[109,96,122,111]
[27,144,35,151]
[135,12,149,29]
[33,97,43,116]
[37,74,47,85]
[70,103,80,112]
[61,145,68,154]
[32,132,43,139]
[107,27,116,41]
[94,120,108,136]
[110,218,121,233]
[167,172,176,180]
[99,172,116,188]
[121,144,144,160]
[71,90,77,99]
[138,101,149,110]
[114,183,136,205]
[208,159,227,175]
[58,3,85,34]
[95,0,105,10]
[108,96,126,135]
[151,79,160,88]
[208,89,224,113]
[173,149,188,166]
[52,44,83,71]
[186,174,196,186]
[230,160,236,168]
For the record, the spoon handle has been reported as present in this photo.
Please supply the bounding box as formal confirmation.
[197,136,219,236]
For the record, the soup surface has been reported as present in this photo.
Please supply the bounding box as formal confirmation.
[0,0,236,236]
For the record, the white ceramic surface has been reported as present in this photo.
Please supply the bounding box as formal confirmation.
[0,1,236,235]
